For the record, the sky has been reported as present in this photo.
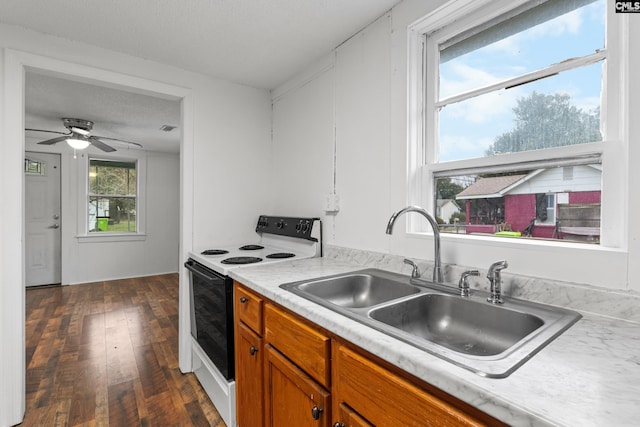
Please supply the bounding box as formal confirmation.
[437,0,606,162]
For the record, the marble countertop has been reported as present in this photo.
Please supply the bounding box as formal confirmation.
[229,256,640,427]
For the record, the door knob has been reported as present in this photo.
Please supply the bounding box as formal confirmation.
[50,223,60,229]
[53,214,60,219]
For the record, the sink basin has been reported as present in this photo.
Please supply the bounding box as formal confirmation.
[288,272,420,308]
[280,269,582,377]
[368,294,544,356]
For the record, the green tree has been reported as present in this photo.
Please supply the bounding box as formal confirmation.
[436,178,464,200]
[485,91,601,156]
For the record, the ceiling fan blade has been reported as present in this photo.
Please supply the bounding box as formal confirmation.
[37,135,69,145]
[88,136,117,152]
[93,135,144,149]
[25,128,71,136]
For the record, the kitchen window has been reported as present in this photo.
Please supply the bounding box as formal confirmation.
[88,158,137,233]
[408,0,627,248]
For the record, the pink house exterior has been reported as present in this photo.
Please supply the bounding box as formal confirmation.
[456,166,601,238]
[502,191,601,238]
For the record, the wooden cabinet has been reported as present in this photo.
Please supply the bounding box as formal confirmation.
[333,343,500,426]
[263,303,331,426]
[264,303,331,387]
[235,322,263,427]
[336,403,373,427]
[234,283,264,427]
[264,345,331,426]
[235,284,263,333]
[234,282,506,427]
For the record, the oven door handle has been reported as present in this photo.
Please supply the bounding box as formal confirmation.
[184,259,222,281]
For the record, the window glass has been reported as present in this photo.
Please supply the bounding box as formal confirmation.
[88,159,137,233]
[425,0,607,245]
[438,63,603,162]
[439,0,605,98]
[435,164,601,243]
[436,0,605,163]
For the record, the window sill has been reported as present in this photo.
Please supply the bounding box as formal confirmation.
[77,233,147,243]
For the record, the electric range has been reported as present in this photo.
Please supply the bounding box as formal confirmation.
[185,215,321,427]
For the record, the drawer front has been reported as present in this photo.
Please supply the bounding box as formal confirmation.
[235,283,263,334]
[264,304,331,387]
[334,344,492,427]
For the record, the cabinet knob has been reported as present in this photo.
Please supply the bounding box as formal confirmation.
[311,405,324,420]
[239,297,248,303]
[249,346,258,356]
[333,423,345,427]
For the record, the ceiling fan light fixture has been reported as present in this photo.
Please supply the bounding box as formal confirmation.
[66,138,90,150]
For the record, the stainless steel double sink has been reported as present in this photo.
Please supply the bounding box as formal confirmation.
[280,269,581,378]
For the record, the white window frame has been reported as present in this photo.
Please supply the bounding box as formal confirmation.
[407,0,629,252]
[77,154,147,242]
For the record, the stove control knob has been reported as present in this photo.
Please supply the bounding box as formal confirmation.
[276,221,285,229]
[295,223,302,232]
[301,223,310,233]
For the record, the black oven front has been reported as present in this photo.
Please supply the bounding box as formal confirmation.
[184,258,234,381]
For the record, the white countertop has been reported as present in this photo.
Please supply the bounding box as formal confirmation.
[228,256,640,427]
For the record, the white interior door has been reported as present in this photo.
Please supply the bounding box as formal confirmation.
[25,152,61,286]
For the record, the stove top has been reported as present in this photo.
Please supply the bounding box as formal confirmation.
[189,215,322,276]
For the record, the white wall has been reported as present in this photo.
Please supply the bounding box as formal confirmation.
[270,58,335,223]
[25,141,181,284]
[333,14,393,253]
[0,24,271,427]
[270,0,639,292]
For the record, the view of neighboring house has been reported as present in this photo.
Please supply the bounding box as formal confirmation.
[454,165,602,240]
[436,198,461,224]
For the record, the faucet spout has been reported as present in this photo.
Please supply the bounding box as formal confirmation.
[386,206,443,284]
[487,260,508,304]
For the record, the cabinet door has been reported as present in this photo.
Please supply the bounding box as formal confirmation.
[336,403,373,427]
[334,344,497,426]
[235,283,263,334]
[264,304,331,387]
[265,345,330,427]
[236,322,263,427]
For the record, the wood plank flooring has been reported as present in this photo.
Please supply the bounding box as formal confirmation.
[20,274,226,427]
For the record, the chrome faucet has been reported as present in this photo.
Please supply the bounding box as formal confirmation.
[403,259,421,279]
[487,260,508,304]
[458,270,479,297]
[386,206,443,284]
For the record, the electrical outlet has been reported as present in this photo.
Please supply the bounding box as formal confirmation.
[324,193,340,212]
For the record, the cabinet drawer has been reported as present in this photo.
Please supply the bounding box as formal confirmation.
[264,304,331,387]
[334,344,496,427]
[235,283,263,334]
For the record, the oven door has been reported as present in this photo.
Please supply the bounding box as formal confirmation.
[185,258,235,380]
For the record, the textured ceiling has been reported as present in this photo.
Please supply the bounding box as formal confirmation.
[25,72,181,153]
[6,0,401,153]
[1,0,400,89]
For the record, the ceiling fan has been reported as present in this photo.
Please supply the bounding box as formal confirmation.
[26,118,143,152]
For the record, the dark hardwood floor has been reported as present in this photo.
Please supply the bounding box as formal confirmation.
[20,274,226,427]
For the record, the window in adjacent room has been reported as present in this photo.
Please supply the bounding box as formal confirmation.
[88,158,137,233]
